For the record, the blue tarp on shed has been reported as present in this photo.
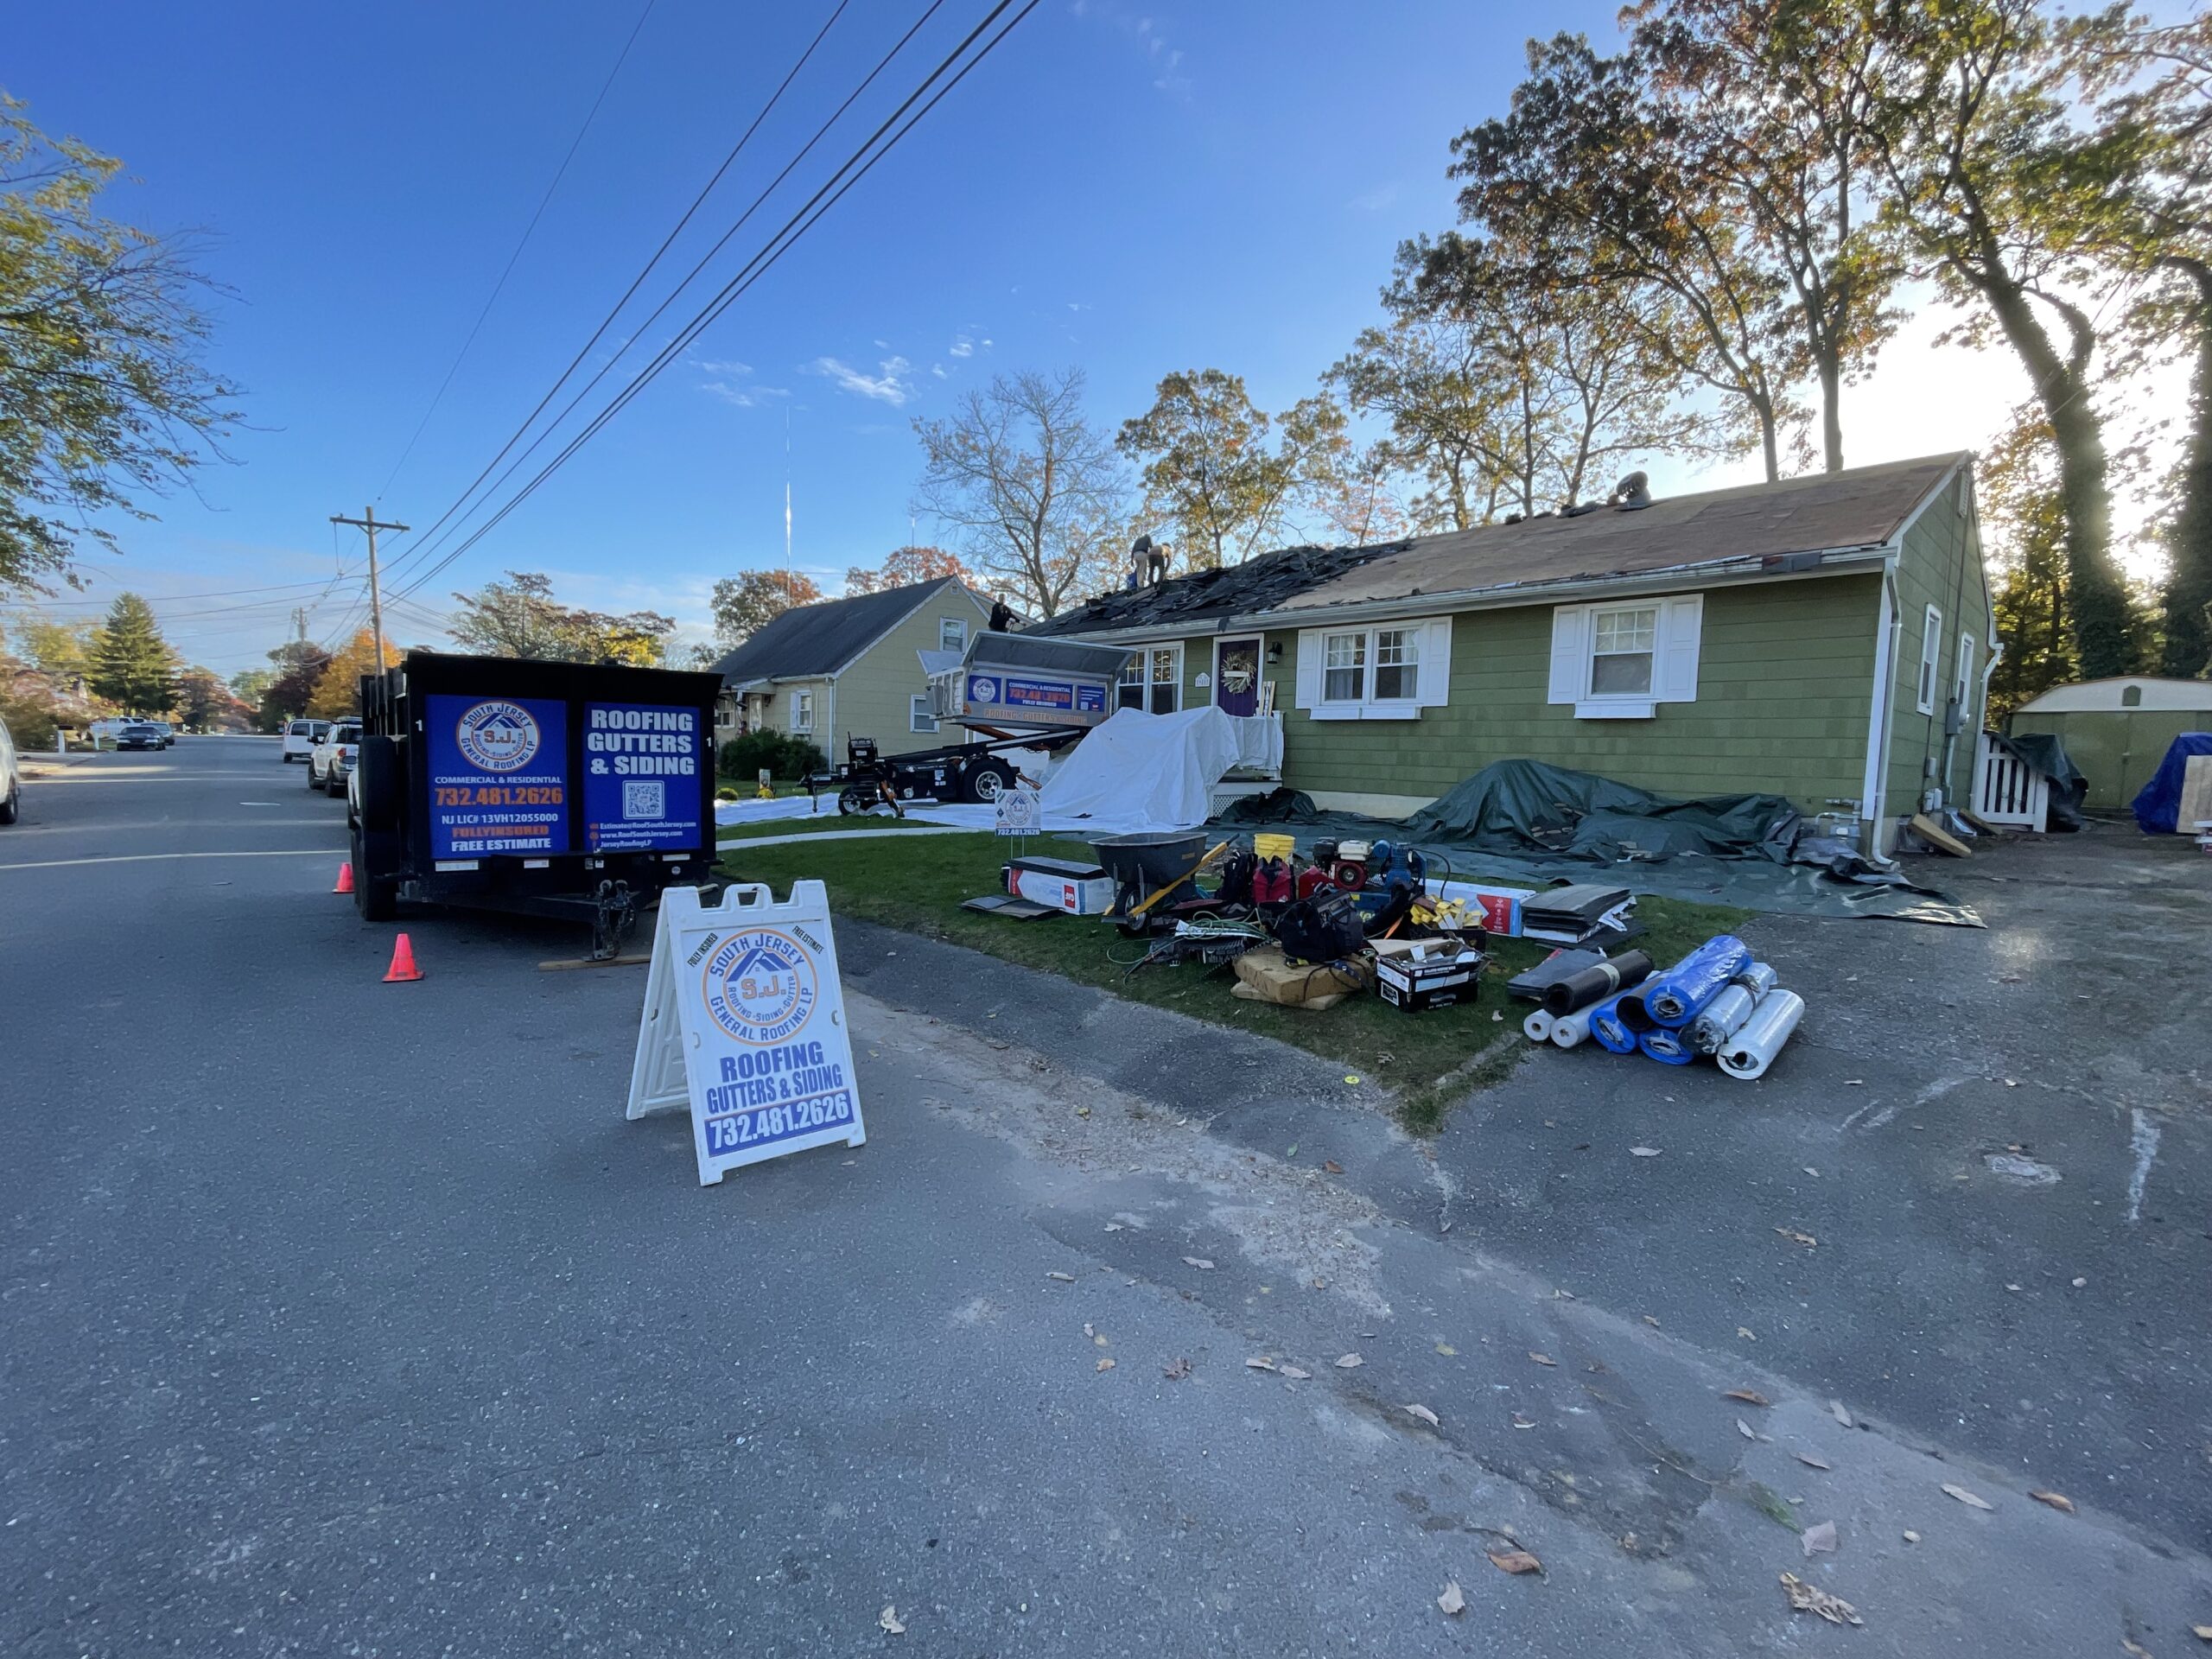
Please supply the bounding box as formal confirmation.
[2131,733,2212,833]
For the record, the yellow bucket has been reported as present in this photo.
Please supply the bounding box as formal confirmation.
[1253,832,1295,862]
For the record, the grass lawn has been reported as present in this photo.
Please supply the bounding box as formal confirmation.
[717,830,1752,1130]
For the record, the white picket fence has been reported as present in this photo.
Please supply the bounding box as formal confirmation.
[1973,733,2050,831]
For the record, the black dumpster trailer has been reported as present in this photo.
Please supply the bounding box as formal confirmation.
[351,652,722,957]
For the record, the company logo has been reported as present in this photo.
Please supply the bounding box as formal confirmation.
[455,701,541,772]
[967,674,999,703]
[701,928,818,1045]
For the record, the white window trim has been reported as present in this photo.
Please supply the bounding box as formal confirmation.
[1548,594,1701,719]
[1916,604,1942,715]
[939,616,968,653]
[1301,620,1450,721]
[1117,643,1184,714]
[789,689,815,734]
[909,694,938,734]
[1953,629,1974,721]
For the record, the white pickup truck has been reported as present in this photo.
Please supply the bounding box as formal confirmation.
[280,718,332,763]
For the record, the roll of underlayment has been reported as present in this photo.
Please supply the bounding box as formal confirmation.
[1644,935,1753,1027]
[1718,990,1807,1080]
[1550,1006,1597,1049]
[1637,1027,1695,1065]
[1540,950,1655,1018]
[1590,993,1640,1053]
[1688,982,1758,1054]
[1734,961,1778,1000]
[1616,991,1659,1033]
[1522,1007,1555,1043]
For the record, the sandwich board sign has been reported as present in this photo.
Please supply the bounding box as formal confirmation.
[626,881,866,1185]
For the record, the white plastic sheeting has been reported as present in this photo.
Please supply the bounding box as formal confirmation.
[1034,706,1243,834]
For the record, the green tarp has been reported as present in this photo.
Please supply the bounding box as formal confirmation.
[1215,760,1980,926]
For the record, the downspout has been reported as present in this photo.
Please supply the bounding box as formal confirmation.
[1859,563,1903,860]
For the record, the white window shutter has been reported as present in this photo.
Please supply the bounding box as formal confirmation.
[1293,630,1321,710]
[1658,594,1703,703]
[1547,607,1586,704]
[1420,615,1452,707]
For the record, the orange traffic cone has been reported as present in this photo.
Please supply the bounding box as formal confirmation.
[334,861,354,894]
[383,933,423,982]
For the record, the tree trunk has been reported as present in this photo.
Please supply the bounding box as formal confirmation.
[2161,258,2212,678]
[1754,395,1780,483]
[1818,352,1844,473]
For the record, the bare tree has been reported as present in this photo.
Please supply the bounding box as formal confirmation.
[911,369,1125,618]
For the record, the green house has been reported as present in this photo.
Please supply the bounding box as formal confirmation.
[1032,454,1992,854]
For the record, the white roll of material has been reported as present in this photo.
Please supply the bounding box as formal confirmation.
[1549,1005,1596,1049]
[1522,1007,1555,1043]
[1688,983,1758,1054]
[1735,961,1779,999]
[1718,989,1806,1080]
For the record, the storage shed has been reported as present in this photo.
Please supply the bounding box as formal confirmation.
[2007,677,2212,810]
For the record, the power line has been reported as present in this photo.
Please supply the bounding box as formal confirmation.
[377,0,856,585]
[390,0,1032,606]
[375,0,659,501]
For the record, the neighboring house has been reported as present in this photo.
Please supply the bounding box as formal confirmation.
[711,578,995,760]
[2009,676,2212,810]
[1030,453,1993,853]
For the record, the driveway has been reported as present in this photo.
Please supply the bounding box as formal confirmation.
[3,745,2207,1656]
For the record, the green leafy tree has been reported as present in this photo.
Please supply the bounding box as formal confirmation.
[706,569,823,649]
[227,665,273,708]
[10,613,95,689]
[86,591,177,712]
[0,94,240,591]
[176,664,240,730]
[451,570,676,665]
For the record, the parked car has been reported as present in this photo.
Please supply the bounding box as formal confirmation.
[281,718,331,763]
[0,713,19,825]
[308,722,360,793]
[116,722,167,751]
[146,720,176,747]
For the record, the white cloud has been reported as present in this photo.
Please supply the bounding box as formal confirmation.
[808,353,918,407]
[931,364,949,379]
[690,357,752,376]
[949,334,975,358]
[702,379,786,408]
[1348,181,1401,214]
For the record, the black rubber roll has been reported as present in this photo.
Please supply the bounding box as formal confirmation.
[1540,950,1655,1017]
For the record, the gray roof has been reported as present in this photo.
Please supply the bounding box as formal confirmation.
[713,578,974,684]
[1276,453,1967,616]
[1025,542,1404,638]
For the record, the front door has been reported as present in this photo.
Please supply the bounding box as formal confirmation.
[1214,637,1261,717]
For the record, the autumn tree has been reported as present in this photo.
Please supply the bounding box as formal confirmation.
[708,569,823,648]
[0,95,240,591]
[843,544,970,596]
[306,628,400,719]
[175,664,242,730]
[452,570,675,665]
[912,368,1124,616]
[259,639,329,728]
[86,592,177,713]
[10,613,95,689]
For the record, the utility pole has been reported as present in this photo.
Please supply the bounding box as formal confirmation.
[328,505,409,677]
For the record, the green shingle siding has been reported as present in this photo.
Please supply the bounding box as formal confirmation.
[1885,470,1990,815]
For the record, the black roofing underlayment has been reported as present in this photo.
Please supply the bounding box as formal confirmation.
[1027,541,1408,638]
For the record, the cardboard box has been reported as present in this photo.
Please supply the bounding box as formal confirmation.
[1003,856,1116,916]
[1230,946,1372,1010]
[1374,940,1483,1013]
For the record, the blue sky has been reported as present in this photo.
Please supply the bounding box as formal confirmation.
[5,0,2184,673]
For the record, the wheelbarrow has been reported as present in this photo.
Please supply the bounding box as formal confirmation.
[1090,831,1226,938]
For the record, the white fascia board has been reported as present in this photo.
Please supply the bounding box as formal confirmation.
[1232,547,1889,632]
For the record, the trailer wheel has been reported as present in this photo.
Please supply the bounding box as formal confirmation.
[963,759,1016,804]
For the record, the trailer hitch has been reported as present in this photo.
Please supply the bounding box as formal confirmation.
[591,879,639,962]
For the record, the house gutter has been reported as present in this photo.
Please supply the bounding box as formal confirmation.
[1859,558,1904,859]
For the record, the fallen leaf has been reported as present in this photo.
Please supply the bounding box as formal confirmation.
[1775,1228,1819,1249]
[1324,1160,1343,1173]
[878,1605,906,1635]
[1554,1288,1577,1300]
[1095,1357,1116,1372]
[1724,1389,1771,1407]
[1487,1548,1543,1575]
[1405,1402,1440,1427]
[1244,1356,1277,1371]
[2124,1642,2152,1659]
[1103,1223,1124,1232]
[1796,1452,1833,1471]
[1046,1272,1075,1282]
[1903,1529,1920,1544]
[1738,1418,1760,1441]
[1630,1146,1663,1157]
[1942,1482,1995,1510]
[1281,1364,1312,1380]
[1344,1075,1360,1084]
[1510,1413,1536,1429]
[1286,1144,1298,1158]
[1436,1343,1458,1357]
[2029,1490,2075,1514]
[1738,1327,1757,1341]
[1529,1351,1557,1367]
[1163,1357,1191,1380]
[1643,1315,1662,1327]
[1182,1256,1215,1270]
[1084,1322,1095,1337]
[1829,1400,1853,1428]
[1802,1520,1838,1557]
[1803,1166,1820,1177]
[2192,1624,2212,1641]
[1336,1353,1363,1369]
[1779,1571,1862,1627]
[1437,1580,1465,1616]
[2072,1276,2088,1287]
[1075,1106,1090,1118]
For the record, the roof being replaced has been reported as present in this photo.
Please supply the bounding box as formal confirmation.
[1276,453,1966,616]
[1025,542,1405,639]
[712,577,972,684]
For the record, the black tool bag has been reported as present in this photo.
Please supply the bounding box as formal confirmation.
[1274,895,1366,964]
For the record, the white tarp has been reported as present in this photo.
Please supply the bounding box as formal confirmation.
[1035,706,1241,833]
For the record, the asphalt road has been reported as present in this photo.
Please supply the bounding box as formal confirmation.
[3,737,2208,1657]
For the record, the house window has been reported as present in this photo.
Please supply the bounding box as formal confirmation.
[1373,627,1421,702]
[1322,632,1366,702]
[1589,606,1656,696]
[939,616,968,653]
[790,690,814,733]
[910,695,938,734]
[1953,631,1974,722]
[1916,605,1942,715]
[1117,645,1181,714]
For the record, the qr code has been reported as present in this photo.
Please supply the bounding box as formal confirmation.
[621,779,665,820]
